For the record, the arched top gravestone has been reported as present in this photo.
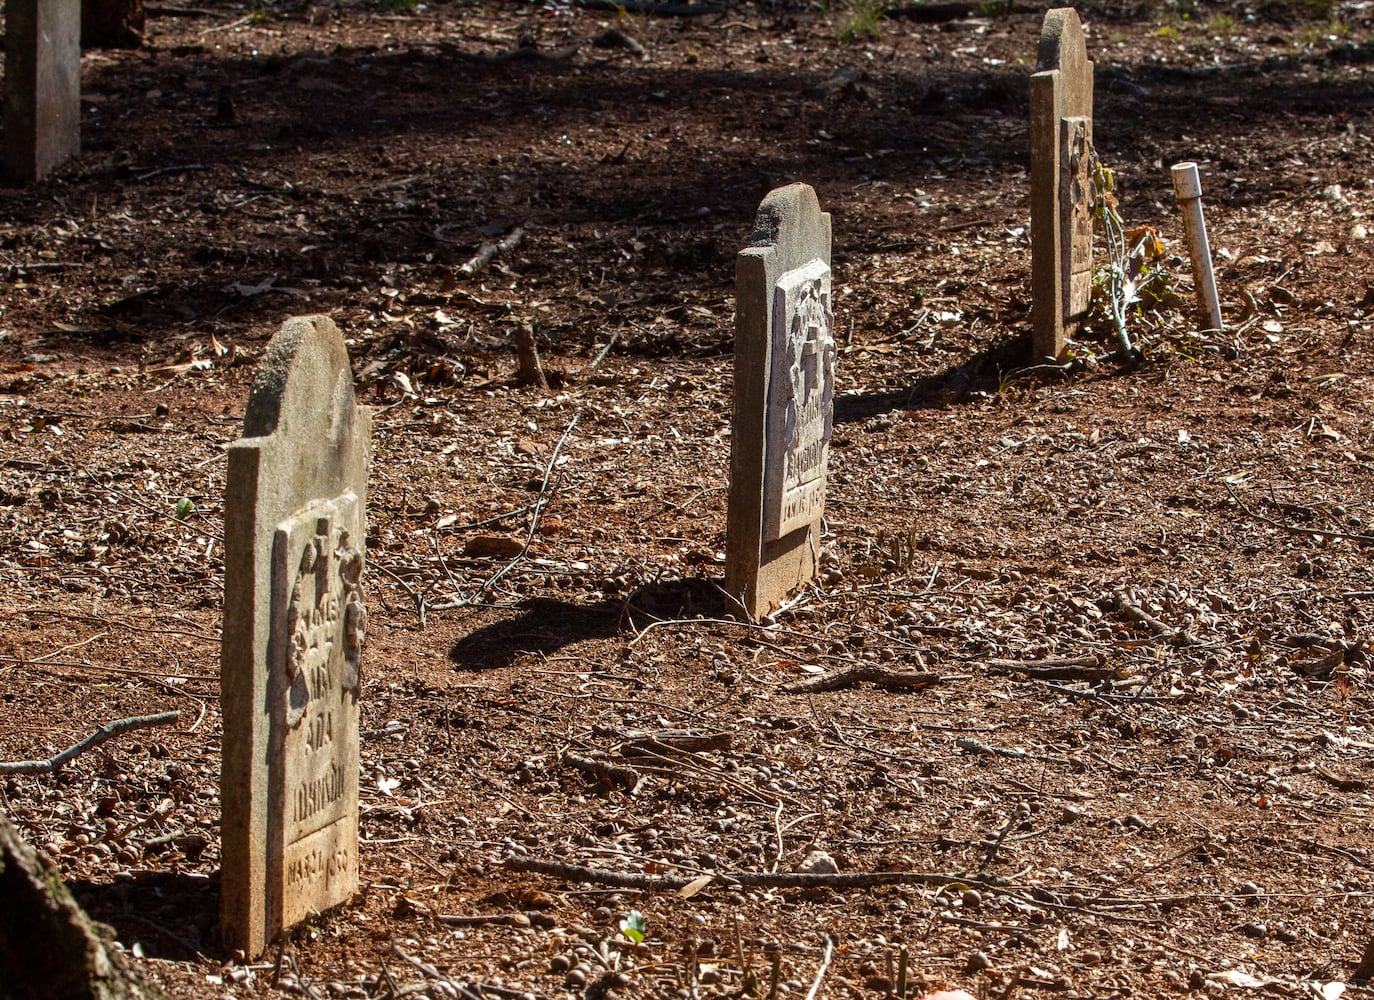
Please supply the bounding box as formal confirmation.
[1030,7,1095,362]
[222,315,371,958]
[726,183,834,620]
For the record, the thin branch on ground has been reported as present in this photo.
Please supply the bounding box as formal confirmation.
[804,935,835,1000]
[504,855,986,891]
[1226,482,1374,546]
[459,226,526,278]
[0,711,180,775]
[778,663,940,694]
[984,655,1117,681]
[81,468,224,543]
[371,561,429,625]
[956,735,1073,767]
[430,413,579,612]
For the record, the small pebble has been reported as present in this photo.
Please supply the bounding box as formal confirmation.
[966,950,991,972]
[800,850,838,875]
[1236,881,1261,896]
[1240,922,1267,939]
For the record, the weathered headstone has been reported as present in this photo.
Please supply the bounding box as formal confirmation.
[221,316,371,958]
[725,183,834,620]
[1030,7,1094,361]
[2,0,81,185]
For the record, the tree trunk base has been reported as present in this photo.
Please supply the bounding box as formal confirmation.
[0,808,163,1000]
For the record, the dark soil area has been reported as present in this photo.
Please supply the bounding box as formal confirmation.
[2,0,1374,996]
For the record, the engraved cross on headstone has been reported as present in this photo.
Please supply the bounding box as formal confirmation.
[1030,7,1095,362]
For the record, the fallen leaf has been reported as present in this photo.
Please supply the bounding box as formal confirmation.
[677,875,713,899]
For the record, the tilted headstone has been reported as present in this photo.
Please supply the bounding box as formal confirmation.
[1030,7,1095,361]
[2,0,81,184]
[221,316,371,958]
[725,183,835,620]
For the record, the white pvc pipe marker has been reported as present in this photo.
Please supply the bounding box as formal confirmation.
[1171,162,1225,333]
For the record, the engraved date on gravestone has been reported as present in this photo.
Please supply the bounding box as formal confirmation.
[764,259,835,542]
[271,492,365,927]
[1062,116,1094,318]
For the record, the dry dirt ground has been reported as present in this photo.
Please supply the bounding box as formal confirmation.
[2,0,1374,996]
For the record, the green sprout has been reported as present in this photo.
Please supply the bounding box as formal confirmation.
[619,909,646,944]
[838,0,884,43]
[174,497,194,520]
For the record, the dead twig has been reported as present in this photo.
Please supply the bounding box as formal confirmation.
[1226,482,1374,546]
[436,912,532,928]
[515,326,549,390]
[957,736,1073,767]
[82,468,224,543]
[985,655,1117,682]
[1110,590,1197,646]
[585,328,620,372]
[504,855,982,891]
[561,751,642,794]
[459,226,526,278]
[0,711,180,775]
[430,413,579,610]
[779,663,940,694]
[804,935,835,1000]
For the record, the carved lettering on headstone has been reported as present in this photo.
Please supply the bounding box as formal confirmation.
[271,493,363,933]
[764,259,834,542]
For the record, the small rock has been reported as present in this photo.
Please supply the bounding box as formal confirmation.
[965,950,991,972]
[800,850,838,875]
[1240,922,1267,939]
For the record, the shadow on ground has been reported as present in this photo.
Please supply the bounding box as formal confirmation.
[73,868,220,962]
[448,581,730,669]
[449,597,627,669]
